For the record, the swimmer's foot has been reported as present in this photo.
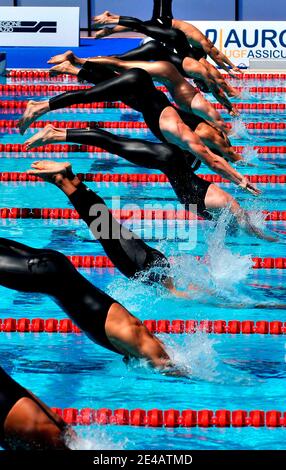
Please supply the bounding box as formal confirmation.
[48,50,75,65]
[27,160,73,185]
[24,124,66,150]
[92,11,119,28]
[93,27,112,39]
[16,100,50,135]
[49,61,79,77]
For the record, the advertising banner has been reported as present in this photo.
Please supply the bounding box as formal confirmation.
[191,21,286,67]
[0,7,79,47]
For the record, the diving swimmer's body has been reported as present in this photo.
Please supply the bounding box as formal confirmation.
[91,11,240,106]
[17,68,254,192]
[0,366,74,450]
[48,55,229,134]
[0,237,179,373]
[24,134,276,243]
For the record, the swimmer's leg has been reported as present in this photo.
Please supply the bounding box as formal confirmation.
[151,0,173,22]
[0,238,174,369]
[17,69,146,134]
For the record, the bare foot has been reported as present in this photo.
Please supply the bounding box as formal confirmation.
[16,100,49,135]
[47,50,74,65]
[49,60,78,77]
[27,160,73,184]
[94,27,112,39]
[92,11,116,28]
[24,124,64,150]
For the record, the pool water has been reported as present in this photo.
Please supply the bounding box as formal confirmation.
[0,76,286,450]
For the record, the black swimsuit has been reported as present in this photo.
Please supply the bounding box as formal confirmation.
[51,67,209,161]
[0,238,121,353]
[67,128,211,219]
[0,367,66,449]
[69,184,171,282]
[149,0,173,27]
[50,68,172,143]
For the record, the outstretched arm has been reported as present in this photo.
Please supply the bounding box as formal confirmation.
[172,19,241,76]
[200,38,242,76]
[162,115,258,194]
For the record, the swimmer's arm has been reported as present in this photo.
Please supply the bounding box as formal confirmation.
[172,19,241,75]
[181,127,258,192]
[200,38,241,76]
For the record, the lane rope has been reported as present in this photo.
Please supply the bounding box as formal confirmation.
[50,407,286,427]
[1,318,286,334]
[1,100,286,111]
[0,172,285,184]
[1,84,286,95]
[2,120,286,130]
[0,144,285,154]
[6,70,286,80]
[0,207,285,221]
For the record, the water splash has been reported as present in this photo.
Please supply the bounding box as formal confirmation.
[229,118,252,140]
[106,275,164,315]
[68,427,129,450]
[204,210,252,288]
[239,89,255,101]
[164,334,253,385]
[171,210,252,299]
[240,145,261,165]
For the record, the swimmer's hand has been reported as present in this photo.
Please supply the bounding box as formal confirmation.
[161,364,190,378]
[229,67,243,78]
[229,107,240,118]
[93,27,112,39]
[239,178,261,196]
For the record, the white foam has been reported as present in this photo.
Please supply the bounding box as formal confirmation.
[67,428,128,450]
[229,118,252,140]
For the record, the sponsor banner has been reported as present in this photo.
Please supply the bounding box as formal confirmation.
[0,7,79,47]
[191,21,286,67]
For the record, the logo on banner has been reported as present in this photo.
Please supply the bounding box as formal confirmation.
[205,27,286,66]
[0,21,57,33]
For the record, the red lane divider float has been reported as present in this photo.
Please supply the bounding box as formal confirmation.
[2,120,286,131]
[6,70,286,80]
[0,172,285,184]
[1,84,286,95]
[48,407,286,427]
[0,208,285,221]
[1,100,286,111]
[2,318,286,334]
[0,143,286,154]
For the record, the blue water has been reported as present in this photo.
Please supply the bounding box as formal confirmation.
[0,78,286,450]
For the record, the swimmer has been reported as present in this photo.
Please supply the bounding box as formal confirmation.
[93,11,241,80]
[0,237,182,374]
[91,11,240,106]
[24,138,276,243]
[18,68,252,190]
[25,160,196,298]
[47,58,242,162]
[0,366,74,449]
[49,57,229,133]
